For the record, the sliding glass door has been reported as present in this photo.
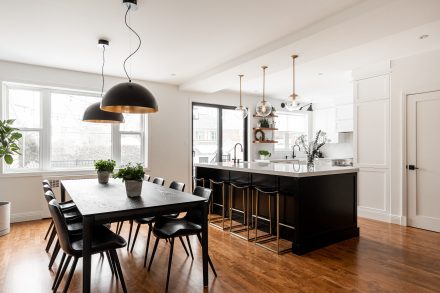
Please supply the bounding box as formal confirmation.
[192,103,248,176]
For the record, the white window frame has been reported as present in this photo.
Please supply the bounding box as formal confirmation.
[274,111,312,152]
[1,82,148,174]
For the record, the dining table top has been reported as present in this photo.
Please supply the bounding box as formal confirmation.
[61,178,206,217]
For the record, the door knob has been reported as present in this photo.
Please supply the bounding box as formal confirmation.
[407,165,419,170]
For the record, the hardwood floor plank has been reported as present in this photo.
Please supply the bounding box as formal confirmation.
[0,218,439,292]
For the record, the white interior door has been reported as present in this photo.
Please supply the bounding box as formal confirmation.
[407,90,440,232]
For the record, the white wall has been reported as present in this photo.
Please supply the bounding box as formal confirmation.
[353,49,440,225]
[0,60,256,222]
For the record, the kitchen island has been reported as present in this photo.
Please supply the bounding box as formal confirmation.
[195,162,359,255]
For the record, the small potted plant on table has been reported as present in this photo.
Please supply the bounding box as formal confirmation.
[94,159,116,184]
[0,119,22,237]
[113,163,145,197]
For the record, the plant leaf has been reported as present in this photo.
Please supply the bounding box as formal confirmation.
[4,154,13,165]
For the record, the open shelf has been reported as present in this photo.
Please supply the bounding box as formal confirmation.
[252,140,278,144]
[253,127,278,131]
[253,114,278,118]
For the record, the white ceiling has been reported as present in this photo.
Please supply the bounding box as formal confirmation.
[1,0,440,103]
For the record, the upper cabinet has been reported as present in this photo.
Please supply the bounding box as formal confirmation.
[313,107,338,143]
[335,104,353,132]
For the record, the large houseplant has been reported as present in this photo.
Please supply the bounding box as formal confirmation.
[113,163,145,197]
[94,159,116,184]
[0,119,22,236]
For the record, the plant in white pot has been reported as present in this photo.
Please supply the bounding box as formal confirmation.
[0,119,22,236]
[94,159,116,184]
[258,150,271,160]
[113,163,145,197]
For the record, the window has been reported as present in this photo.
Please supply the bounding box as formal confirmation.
[2,82,147,172]
[274,112,309,151]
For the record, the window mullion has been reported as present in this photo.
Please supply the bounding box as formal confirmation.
[41,89,51,170]
[112,123,121,165]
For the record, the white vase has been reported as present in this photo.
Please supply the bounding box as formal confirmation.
[260,155,268,160]
[125,180,143,197]
[0,202,11,237]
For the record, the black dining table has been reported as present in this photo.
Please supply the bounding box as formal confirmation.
[60,178,209,293]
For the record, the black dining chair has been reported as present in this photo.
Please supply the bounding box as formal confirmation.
[152,177,165,186]
[48,199,128,293]
[147,186,217,292]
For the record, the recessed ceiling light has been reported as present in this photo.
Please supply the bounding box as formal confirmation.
[419,34,430,40]
[318,72,324,76]
[170,73,176,77]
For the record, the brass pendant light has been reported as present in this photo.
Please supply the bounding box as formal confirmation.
[255,66,272,117]
[82,39,125,123]
[234,74,248,119]
[100,0,159,114]
[284,54,299,111]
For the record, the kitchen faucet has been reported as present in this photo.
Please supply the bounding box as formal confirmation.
[292,144,301,159]
[233,143,243,164]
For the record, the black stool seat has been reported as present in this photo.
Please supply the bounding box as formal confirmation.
[153,218,201,238]
[254,186,278,194]
[209,179,231,184]
[70,226,127,256]
[230,182,250,189]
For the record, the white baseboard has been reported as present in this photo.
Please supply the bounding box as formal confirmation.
[358,207,407,226]
[11,211,43,223]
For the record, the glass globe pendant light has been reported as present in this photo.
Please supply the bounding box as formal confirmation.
[255,66,272,117]
[234,74,248,119]
[82,39,125,123]
[284,54,299,111]
[100,0,159,114]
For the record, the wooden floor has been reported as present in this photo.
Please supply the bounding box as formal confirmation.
[0,218,439,293]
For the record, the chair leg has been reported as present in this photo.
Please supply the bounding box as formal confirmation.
[105,251,116,276]
[48,240,60,269]
[130,223,141,253]
[143,223,152,268]
[111,250,127,293]
[179,236,189,257]
[45,229,56,252]
[117,221,124,235]
[62,257,78,293]
[165,238,175,293]
[127,220,133,251]
[45,221,54,240]
[185,236,194,260]
[52,252,66,290]
[53,255,72,292]
[116,221,120,233]
[197,233,217,277]
[148,237,160,271]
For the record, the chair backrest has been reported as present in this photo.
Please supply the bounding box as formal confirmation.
[42,179,51,187]
[43,184,52,193]
[152,177,165,186]
[185,187,212,225]
[144,175,151,182]
[47,199,76,255]
[44,190,56,203]
[169,181,185,192]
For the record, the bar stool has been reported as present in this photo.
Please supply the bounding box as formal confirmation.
[192,176,205,191]
[209,178,230,230]
[254,186,294,254]
[229,182,253,240]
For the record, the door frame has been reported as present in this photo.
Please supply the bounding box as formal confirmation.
[401,85,440,226]
[190,102,249,182]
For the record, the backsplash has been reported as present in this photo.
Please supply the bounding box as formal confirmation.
[321,132,353,159]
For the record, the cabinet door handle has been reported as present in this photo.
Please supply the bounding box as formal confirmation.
[407,165,419,170]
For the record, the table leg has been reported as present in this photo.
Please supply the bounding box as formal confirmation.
[83,215,93,293]
[202,201,208,287]
[60,183,66,202]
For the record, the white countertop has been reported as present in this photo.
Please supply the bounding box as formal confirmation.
[195,162,358,178]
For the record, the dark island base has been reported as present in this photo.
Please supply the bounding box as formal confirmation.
[196,166,360,255]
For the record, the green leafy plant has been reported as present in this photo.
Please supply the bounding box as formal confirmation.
[258,150,271,157]
[94,159,116,172]
[113,163,145,182]
[258,118,270,128]
[0,119,22,165]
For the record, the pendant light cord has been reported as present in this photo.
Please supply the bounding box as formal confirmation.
[239,74,243,107]
[101,45,106,97]
[262,66,267,102]
[123,4,142,82]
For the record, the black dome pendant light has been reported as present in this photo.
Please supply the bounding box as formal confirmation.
[100,0,159,114]
[83,39,125,123]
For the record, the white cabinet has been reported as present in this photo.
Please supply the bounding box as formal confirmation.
[335,104,353,132]
[313,108,338,143]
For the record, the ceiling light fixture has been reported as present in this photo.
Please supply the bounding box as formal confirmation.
[82,39,125,123]
[100,0,159,114]
[255,66,272,117]
[235,74,248,119]
[281,54,299,111]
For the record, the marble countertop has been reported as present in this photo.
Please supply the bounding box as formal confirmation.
[195,162,358,178]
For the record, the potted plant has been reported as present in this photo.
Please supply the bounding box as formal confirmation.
[258,150,271,160]
[258,118,270,128]
[113,163,145,197]
[94,159,116,184]
[0,119,22,236]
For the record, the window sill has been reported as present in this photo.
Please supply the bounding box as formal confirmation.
[0,167,151,178]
